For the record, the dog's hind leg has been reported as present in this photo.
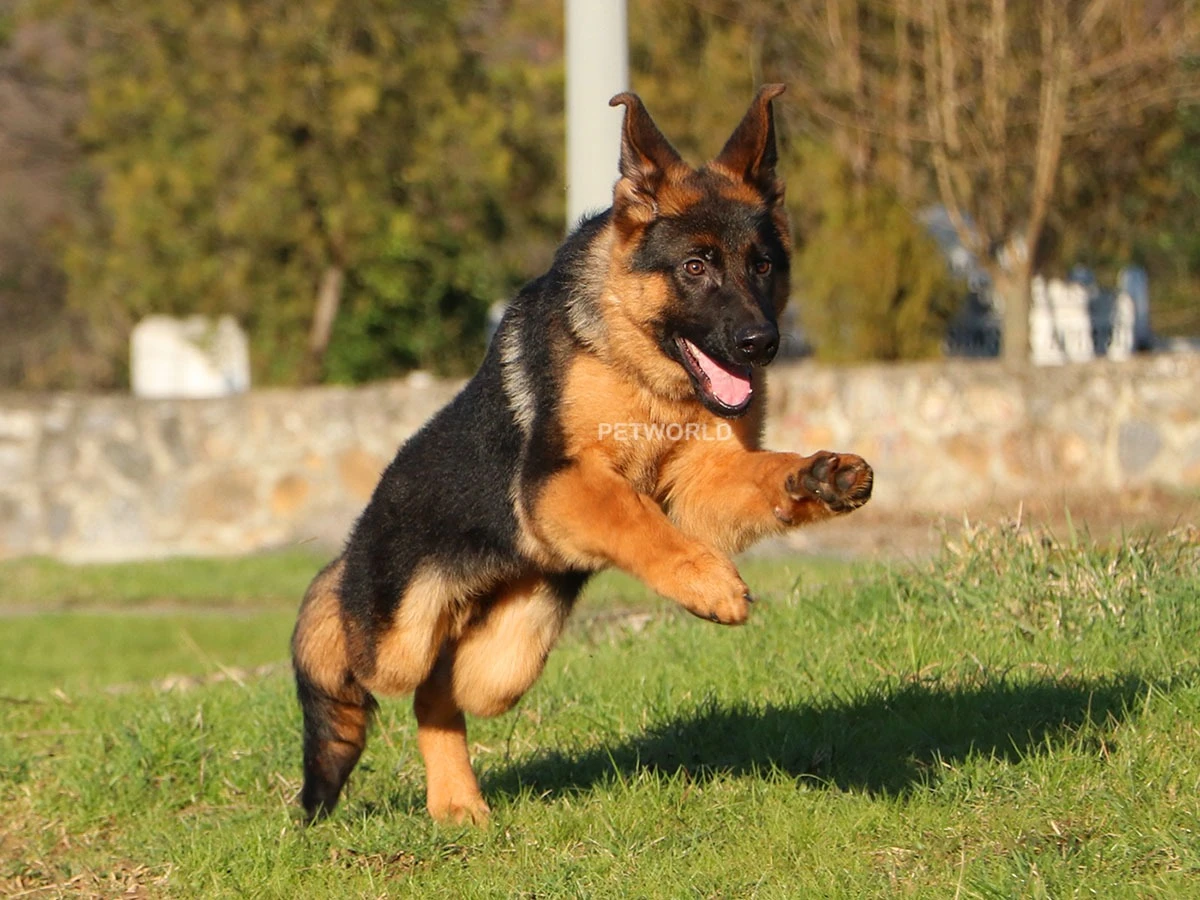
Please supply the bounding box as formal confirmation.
[450,575,574,718]
[413,575,578,824]
[292,559,376,821]
[413,652,491,825]
[295,562,473,821]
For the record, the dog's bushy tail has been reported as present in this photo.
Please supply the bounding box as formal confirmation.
[292,558,376,822]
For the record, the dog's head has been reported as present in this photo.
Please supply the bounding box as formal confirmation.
[604,85,791,419]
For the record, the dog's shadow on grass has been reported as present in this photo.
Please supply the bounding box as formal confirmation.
[483,673,1158,800]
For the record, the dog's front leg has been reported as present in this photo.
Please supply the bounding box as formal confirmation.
[662,447,874,555]
[534,455,751,624]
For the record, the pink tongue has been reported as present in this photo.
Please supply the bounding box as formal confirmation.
[684,339,752,407]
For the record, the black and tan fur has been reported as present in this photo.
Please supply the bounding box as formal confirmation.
[292,85,873,824]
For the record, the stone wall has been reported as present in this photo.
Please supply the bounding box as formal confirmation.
[1,356,1197,561]
[762,355,1199,517]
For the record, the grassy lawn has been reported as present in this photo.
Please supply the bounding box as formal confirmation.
[1,528,1199,897]
[0,548,331,612]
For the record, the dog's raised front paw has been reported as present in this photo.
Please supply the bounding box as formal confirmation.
[783,451,873,516]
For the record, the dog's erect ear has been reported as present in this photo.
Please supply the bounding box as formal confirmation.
[713,84,786,203]
[609,92,684,228]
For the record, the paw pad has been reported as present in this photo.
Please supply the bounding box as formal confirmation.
[789,452,873,512]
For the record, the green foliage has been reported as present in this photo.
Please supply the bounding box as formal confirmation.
[57,0,956,379]
[625,5,959,364]
[4,3,1200,385]
[1055,90,1200,339]
[627,0,757,162]
[57,0,563,385]
[1145,99,1200,336]
[789,145,958,362]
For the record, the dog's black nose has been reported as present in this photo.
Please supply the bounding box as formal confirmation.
[734,323,779,365]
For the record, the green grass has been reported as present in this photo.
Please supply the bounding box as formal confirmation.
[0,552,856,697]
[0,548,857,616]
[0,548,331,611]
[2,527,1200,897]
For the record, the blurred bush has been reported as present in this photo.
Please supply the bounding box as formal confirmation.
[789,144,957,362]
[51,0,565,385]
[1,0,1195,387]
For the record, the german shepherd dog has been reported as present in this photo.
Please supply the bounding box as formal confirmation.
[292,85,873,824]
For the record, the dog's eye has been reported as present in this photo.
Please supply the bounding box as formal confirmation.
[683,259,706,277]
[753,259,772,276]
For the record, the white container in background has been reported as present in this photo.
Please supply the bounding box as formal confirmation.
[131,315,250,398]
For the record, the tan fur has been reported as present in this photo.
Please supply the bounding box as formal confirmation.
[533,386,752,626]
[662,444,870,554]
[531,331,872,622]
[565,228,616,350]
[536,461,751,623]
[587,256,694,399]
[706,165,772,207]
[357,566,466,696]
[611,166,700,229]
[413,655,491,824]
[311,700,373,796]
[649,174,706,218]
[293,558,376,819]
[403,575,572,823]
[293,559,349,694]
[451,576,571,717]
[360,559,538,697]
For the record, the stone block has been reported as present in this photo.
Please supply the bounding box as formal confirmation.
[185,469,258,523]
[945,434,991,478]
[1052,431,1090,476]
[271,474,312,517]
[104,439,153,483]
[338,449,385,501]
[4,355,1200,560]
[1117,421,1163,477]
[0,409,38,441]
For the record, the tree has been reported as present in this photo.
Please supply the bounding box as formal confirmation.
[0,3,87,387]
[750,0,1200,361]
[1130,96,1200,335]
[626,0,957,362]
[790,143,956,361]
[51,0,564,386]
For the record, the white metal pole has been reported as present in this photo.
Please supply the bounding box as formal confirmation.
[565,0,628,230]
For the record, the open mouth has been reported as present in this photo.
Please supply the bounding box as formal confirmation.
[675,336,753,417]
